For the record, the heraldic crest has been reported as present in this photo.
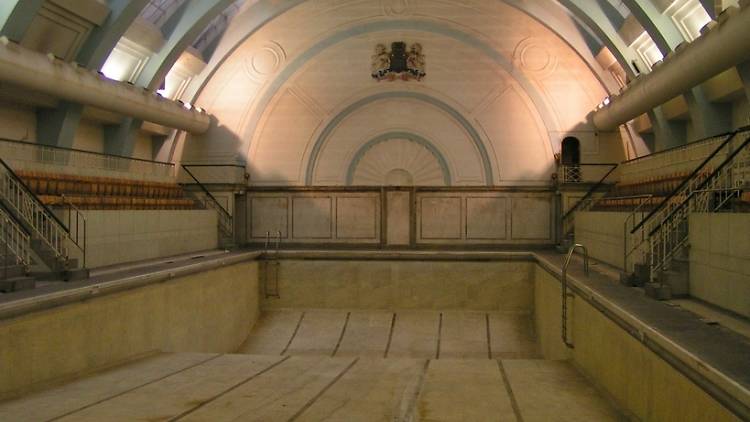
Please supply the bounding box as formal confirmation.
[371,42,426,81]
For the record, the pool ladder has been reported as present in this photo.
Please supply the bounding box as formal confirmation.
[263,231,282,298]
[562,244,589,349]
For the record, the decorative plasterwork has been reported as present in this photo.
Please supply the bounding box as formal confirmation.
[244,41,286,82]
[347,132,451,186]
[512,37,558,79]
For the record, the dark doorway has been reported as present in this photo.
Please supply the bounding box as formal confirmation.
[561,137,581,182]
[561,137,581,166]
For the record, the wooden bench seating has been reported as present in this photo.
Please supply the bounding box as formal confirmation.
[13,171,199,210]
[609,172,697,198]
[15,171,183,199]
[37,195,196,210]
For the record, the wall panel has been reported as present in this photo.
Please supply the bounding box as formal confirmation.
[247,188,554,246]
[248,191,381,244]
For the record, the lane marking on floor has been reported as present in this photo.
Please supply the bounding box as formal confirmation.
[497,360,524,422]
[397,359,430,422]
[485,313,492,359]
[384,312,397,358]
[169,355,291,421]
[47,354,223,422]
[288,357,360,421]
[281,311,306,355]
[436,312,443,359]
[331,311,351,357]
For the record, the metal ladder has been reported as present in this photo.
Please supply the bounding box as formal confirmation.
[263,230,281,298]
[562,243,589,349]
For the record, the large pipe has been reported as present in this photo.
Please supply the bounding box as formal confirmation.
[0,38,210,134]
[592,3,750,130]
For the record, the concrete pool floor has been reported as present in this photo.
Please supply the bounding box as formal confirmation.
[0,310,626,421]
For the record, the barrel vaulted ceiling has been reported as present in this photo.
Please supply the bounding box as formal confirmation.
[0,0,738,185]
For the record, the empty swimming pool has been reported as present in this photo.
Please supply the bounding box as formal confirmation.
[0,251,746,421]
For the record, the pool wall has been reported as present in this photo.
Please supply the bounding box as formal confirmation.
[0,253,745,421]
[261,259,534,311]
[0,261,260,400]
[534,263,741,421]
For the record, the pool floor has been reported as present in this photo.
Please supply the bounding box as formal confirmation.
[0,310,626,421]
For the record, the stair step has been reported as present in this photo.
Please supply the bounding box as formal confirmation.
[63,267,89,282]
[0,276,36,293]
[0,263,27,278]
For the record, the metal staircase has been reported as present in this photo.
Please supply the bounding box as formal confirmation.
[0,206,35,291]
[0,158,87,282]
[625,127,750,295]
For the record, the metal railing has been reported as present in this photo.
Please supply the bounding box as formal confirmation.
[263,230,282,298]
[560,164,618,238]
[623,195,655,272]
[180,165,233,241]
[178,164,246,185]
[61,195,87,269]
[558,163,619,184]
[0,158,72,263]
[562,244,589,349]
[636,127,750,282]
[0,138,175,180]
[1,207,31,270]
[618,131,730,184]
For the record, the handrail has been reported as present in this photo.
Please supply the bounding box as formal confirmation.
[561,164,618,221]
[647,133,750,237]
[0,158,69,232]
[61,194,86,268]
[562,244,589,349]
[179,163,245,168]
[0,207,31,268]
[621,128,735,164]
[180,164,233,242]
[631,130,742,234]
[0,137,175,167]
[180,165,231,218]
[623,195,654,271]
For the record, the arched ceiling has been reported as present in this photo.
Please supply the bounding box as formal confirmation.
[1,0,711,101]
[0,0,728,164]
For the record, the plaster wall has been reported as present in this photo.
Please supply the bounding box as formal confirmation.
[0,101,36,141]
[186,0,622,186]
[77,210,218,268]
[0,261,260,400]
[689,213,750,318]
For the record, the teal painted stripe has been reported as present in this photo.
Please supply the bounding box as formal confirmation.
[345,131,452,186]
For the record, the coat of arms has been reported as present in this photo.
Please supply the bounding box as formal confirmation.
[371,42,426,81]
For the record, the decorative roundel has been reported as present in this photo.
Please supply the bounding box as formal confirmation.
[513,37,558,79]
[245,41,286,81]
[382,0,412,16]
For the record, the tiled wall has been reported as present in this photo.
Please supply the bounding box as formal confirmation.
[574,211,631,269]
[689,213,750,318]
[78,210,218,268]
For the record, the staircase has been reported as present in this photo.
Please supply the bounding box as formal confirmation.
[0,206,35,292]
[0,159,88,283]
[625,127,750,298]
